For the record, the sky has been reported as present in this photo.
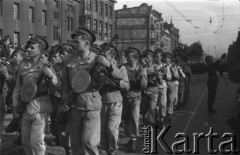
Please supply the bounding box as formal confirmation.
[115,0,240,57]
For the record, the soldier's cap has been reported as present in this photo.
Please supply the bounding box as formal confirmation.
[71,27,96,44]
[125,47,141,57]
[60,43,74,53]
[26,35,49,51]
[3,35,11,41]
[142,49,154,58]
[9,47,26,59]
[164,52,173,59]
[155,48,164,56]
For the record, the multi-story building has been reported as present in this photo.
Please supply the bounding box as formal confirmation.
[163,20,180,53]
[114,3,163,53]
[79,0,116,44]
[0,0,116,47]
[162,29,171,53]
[0,0,81,45]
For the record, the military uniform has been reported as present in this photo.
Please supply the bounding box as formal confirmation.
[124,63,147,139]
[155,63,171,122]
[100,60,129,154]
[12,58,59,155]
[166,64,179,116]
[177,65,186,107]
[141,64,160,125]
[61,50,105,155]
[12,35,59,155]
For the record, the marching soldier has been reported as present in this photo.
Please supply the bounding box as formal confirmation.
[122,47,147,152]
[61,27,108,155]
[4,47,26,113]
[12,35,60,155]
[154,49,171,126]
[99,43,129,155]
[165,53,179,122]
[140,50,160,126]
[51,44,73,155]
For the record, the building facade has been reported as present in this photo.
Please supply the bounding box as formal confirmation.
[162,29,171,53]
[0,0,116,46]
[114,3,163,53]
[79,0,116,45]
[163,20,180,53]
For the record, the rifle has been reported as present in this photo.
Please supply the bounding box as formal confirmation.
[5,103,26,133]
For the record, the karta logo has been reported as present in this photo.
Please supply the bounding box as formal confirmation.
[142,125,239,154]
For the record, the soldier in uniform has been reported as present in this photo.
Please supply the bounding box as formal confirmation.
[154,49,171,126]
[165,53,179,122]
[122,47,147,152]
[99,43,129,155]
[141,50,161,126]
[12,35,60,155]
[61,27,109,155]
[51,44,72,155]
[3,47,26,113]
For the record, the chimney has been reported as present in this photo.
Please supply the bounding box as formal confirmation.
[123,5,127,9]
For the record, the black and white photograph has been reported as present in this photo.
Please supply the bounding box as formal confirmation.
[0,0,240,154]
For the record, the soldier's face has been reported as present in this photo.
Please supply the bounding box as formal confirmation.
[26,43,41,58]
[53,53,62,64]
[73,36,89,51]
[13,53,24,63]
[4,39,10,46]
[165,57,171,65]
[126,52,138,64]
[60,51,69,62]
[155,53,163,63]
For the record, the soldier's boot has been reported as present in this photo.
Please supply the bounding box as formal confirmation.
[130,139,137,152]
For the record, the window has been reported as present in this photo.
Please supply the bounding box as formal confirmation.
[53,11,58,19]
[109,5,113,18]
[67,4,73,12]
[42,10,47,26]
[87,18,91,30]
[0,0,2,16]
[105,4,108,16]
[14,3,19,20]
[42,0,47,5]
[87,0,92,10]
[53,0,58,8]
[53,26,59,40]
[99,1,103,14]
[109,24,113,36]
[93,0,98,12]
[99,21,102,35]
[105,23,108,35]
[29,7,34,23]
[93,19,97,33]
[14,32,20,44]
[67,17,73,31]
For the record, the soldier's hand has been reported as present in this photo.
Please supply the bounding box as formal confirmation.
[42,66,54,78]
[61,104,70,112]
[97,55,111,67]
[12,107,19,118]
[0,64,9,78]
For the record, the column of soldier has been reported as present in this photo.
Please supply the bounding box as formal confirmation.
[0,27,191,155]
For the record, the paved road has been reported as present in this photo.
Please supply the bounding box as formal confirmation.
[1,74,240,155]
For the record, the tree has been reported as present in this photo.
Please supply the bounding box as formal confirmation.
[188,41,204,62]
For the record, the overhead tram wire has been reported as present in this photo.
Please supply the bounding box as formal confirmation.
[162,0,201,42]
